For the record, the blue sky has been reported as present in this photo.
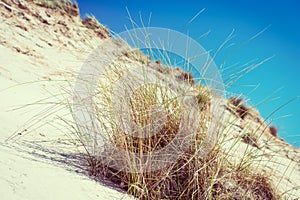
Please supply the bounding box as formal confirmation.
[76,0,300,147]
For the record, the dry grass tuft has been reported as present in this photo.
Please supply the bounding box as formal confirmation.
[87,142,276,199]
[80,64,277,199]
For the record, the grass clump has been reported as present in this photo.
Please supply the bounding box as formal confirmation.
[75,58,278,199]
[36,12,282,198]
[88,134,277,199]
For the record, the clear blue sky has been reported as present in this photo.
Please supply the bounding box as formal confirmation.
[76,0,300,147]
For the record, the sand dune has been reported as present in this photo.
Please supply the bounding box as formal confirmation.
[0,0,299,199]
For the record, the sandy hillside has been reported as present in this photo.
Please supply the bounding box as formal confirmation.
[0,0,132,199]
[0,0,299,199]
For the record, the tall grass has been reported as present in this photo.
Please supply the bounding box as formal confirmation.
[66,13,281,199]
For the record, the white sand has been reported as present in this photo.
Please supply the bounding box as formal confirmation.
[0,1,132,199]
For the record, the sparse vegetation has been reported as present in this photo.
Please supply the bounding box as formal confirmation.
[269,126,278,137]
[176,71,195,85]
[196,85,211,111]
[228,96,249,119]
[33,0,79,16]
[242,132,259,148]
[82,15,110,38]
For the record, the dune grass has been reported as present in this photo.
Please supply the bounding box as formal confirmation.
[65,15,280,198]
[4,4,299,199]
